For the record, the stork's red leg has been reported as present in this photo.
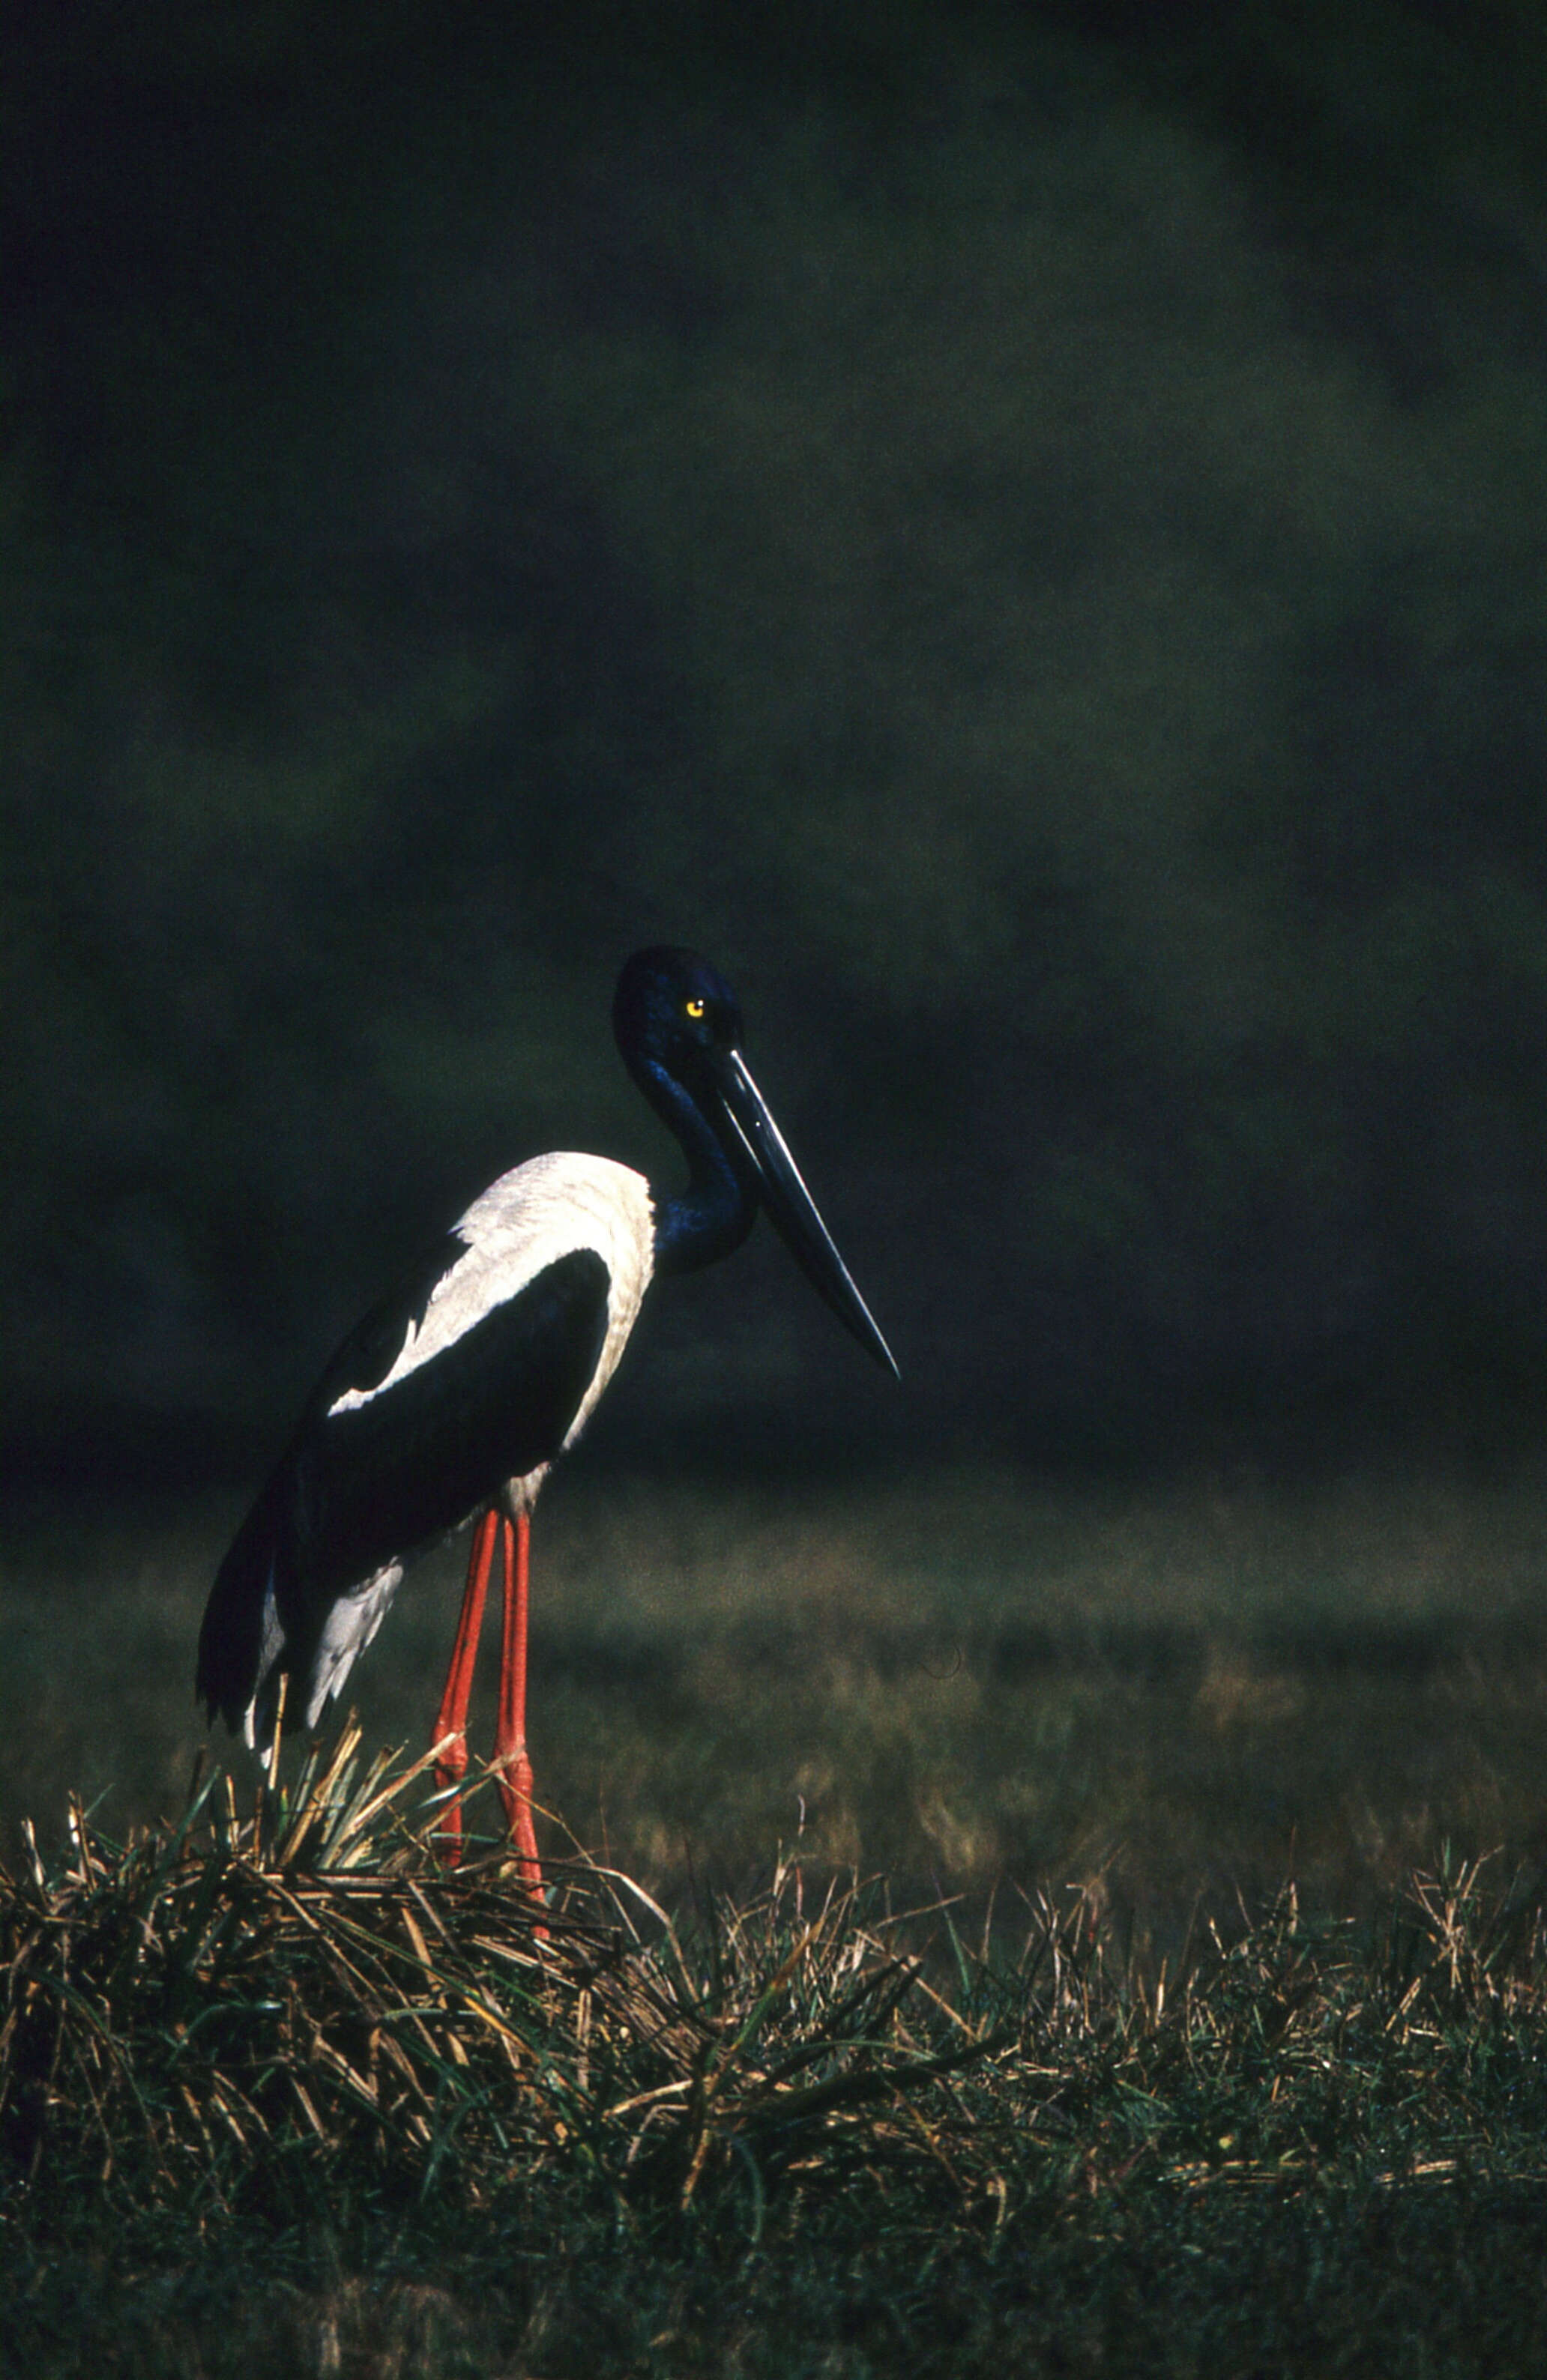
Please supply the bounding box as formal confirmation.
[494,1508,543,1891]
[432,1508,498,1865]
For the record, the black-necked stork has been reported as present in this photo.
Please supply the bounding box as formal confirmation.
[196,947,896,1877]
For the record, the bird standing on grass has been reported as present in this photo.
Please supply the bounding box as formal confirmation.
[196,947,897,1879]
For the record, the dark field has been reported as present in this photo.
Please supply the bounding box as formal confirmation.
[7,1470,1547,2377]
[8,1466,1547,1917]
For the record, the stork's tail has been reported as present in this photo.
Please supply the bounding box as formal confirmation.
[196,1483,287,1751]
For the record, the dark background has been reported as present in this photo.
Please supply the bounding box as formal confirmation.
[7,0,1547,1496]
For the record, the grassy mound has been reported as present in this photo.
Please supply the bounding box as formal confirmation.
[1,1722,997,2229]
[7,1730,1547,2376]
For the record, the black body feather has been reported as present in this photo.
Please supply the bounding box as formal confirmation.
[196,1248,610,1736]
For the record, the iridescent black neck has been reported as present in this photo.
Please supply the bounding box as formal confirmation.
[636,1058,758,1275]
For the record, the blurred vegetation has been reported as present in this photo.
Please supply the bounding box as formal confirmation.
[6,0,1547,1477]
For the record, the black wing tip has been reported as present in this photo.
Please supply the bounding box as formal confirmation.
[196,1509,274,1743]
[193,1645,248,1739]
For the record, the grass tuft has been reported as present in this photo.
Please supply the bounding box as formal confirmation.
[0,1721,1004,2236]
[8,1727,1547,2374]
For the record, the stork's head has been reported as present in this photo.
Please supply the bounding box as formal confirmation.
[612,946,897,1377]
[612,946,744,1090]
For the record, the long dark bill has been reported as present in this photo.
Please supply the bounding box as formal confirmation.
[717,1047,899,1376]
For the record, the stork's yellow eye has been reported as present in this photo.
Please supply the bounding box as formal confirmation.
[684,997,705,1019]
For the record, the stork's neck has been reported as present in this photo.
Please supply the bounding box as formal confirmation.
[639,1060,757,1275]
